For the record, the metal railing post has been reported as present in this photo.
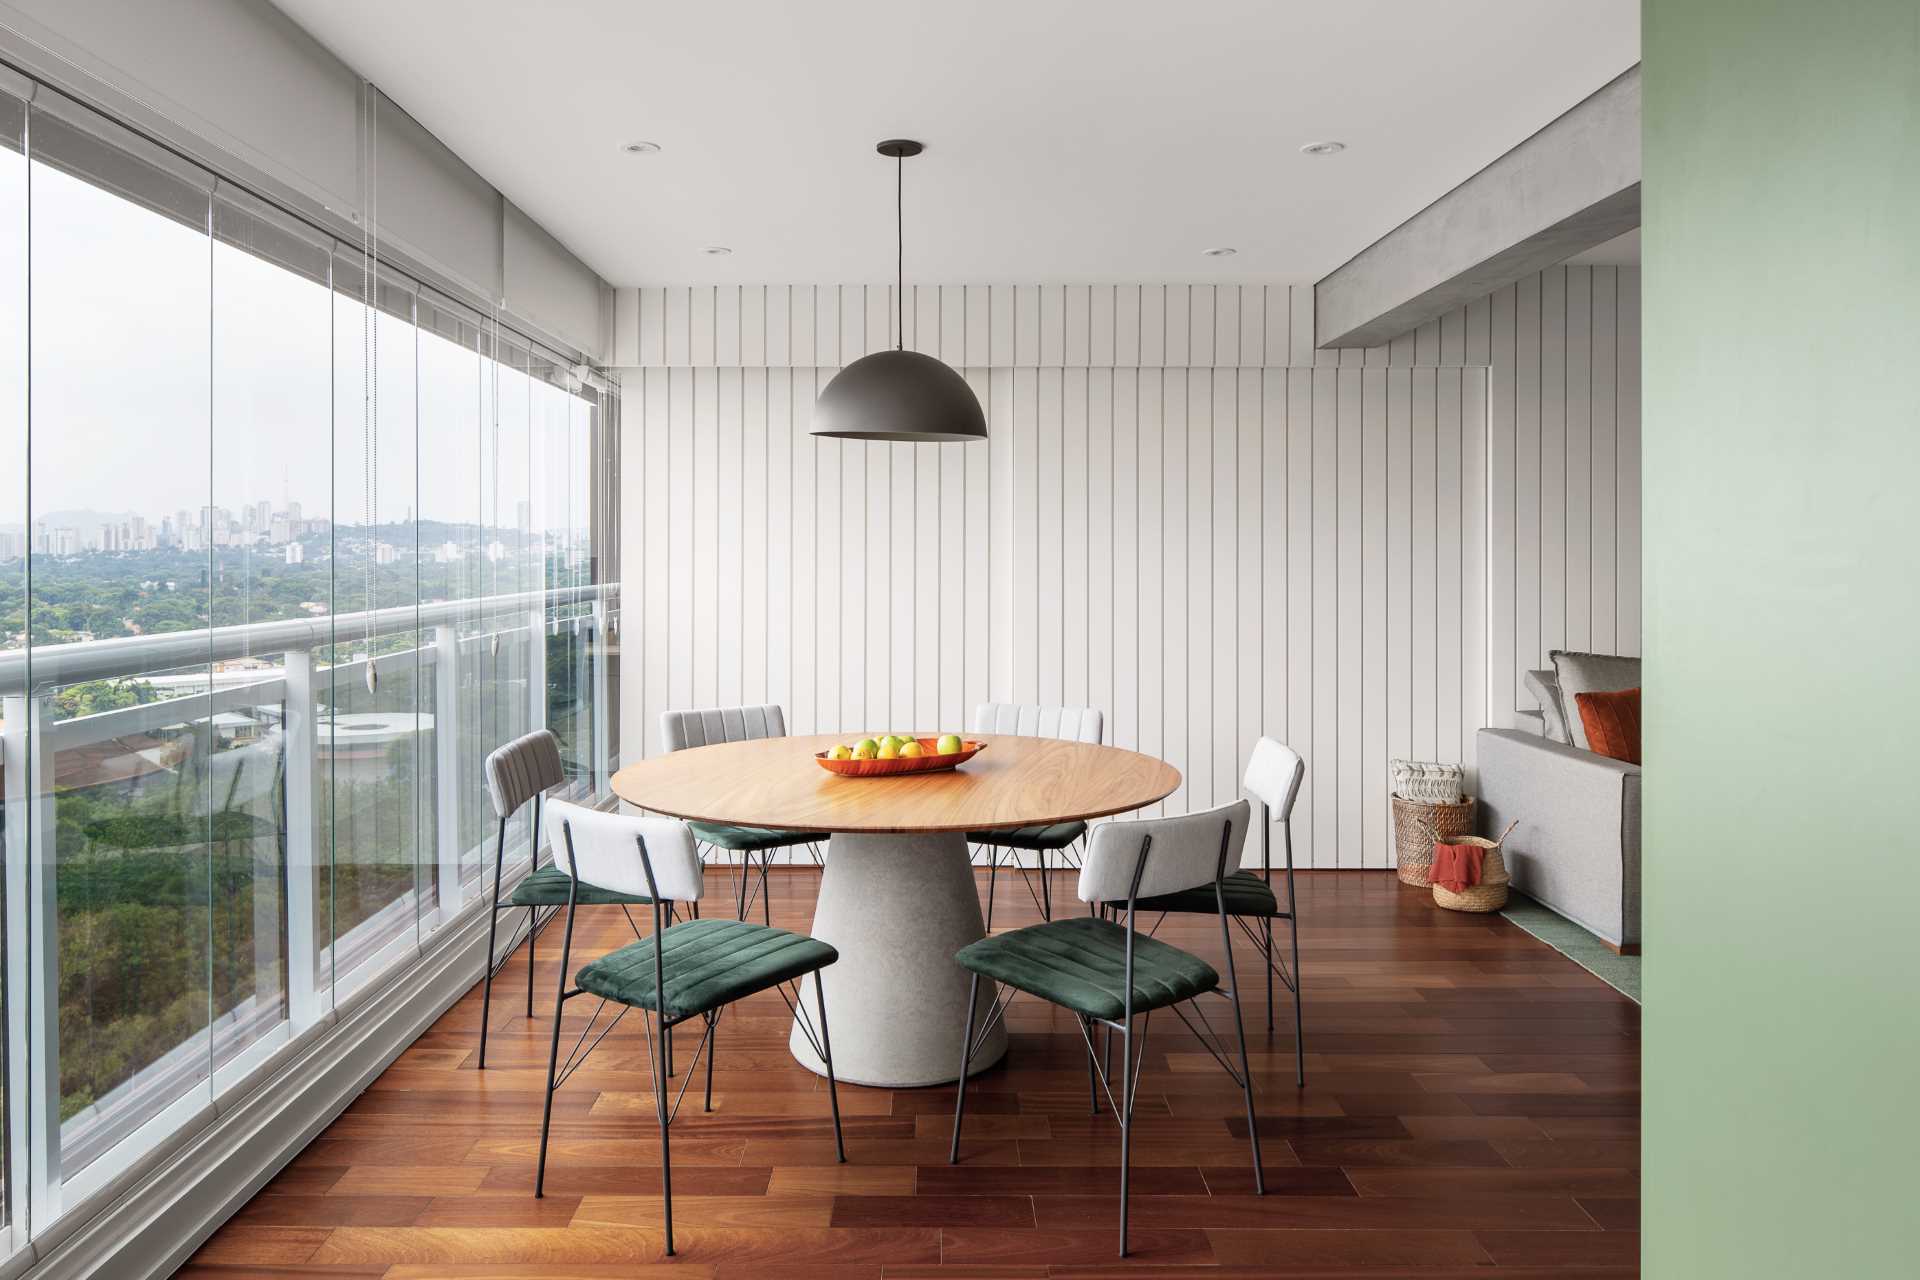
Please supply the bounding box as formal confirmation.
[282,652,325,1030]
[591,597,610,795]
[433,624,465,921]
[4,691,62,1225]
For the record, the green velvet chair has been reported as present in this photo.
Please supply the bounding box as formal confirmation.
[477,729,654,1069]
[949,799,1265,1257]
[534,799,845,1257]
[661,705,826,922]
[965,702,1104,926]
[1134,736,1307,1084]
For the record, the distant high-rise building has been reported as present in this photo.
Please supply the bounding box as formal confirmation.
[269,515,292,545]
[254,500,273,531]
[374,542,399,565]
[50,527,80,556]
[434,541,465,564]
[284,542,305,565]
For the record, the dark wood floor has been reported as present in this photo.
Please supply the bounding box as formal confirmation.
[179,867,1640,1278]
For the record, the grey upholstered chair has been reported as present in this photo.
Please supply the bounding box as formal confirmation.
[950,800,1265,1256]
[1135,736,1308,1082]
[967,702,1105,926]
[533,800,844,1256]
[477,730,652,1069]
[659,704,826,921]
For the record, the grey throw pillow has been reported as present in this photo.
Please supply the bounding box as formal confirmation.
[1550,650,1642,752]
[1524,669,1573,745]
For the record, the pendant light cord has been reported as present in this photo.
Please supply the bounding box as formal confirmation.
[895,151,904,350]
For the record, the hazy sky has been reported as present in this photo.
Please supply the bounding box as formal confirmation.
[0,148,591,535]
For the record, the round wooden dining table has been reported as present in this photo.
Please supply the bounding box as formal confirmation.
[610,734,1180,1087]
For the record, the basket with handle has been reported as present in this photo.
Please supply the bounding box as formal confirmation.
[1431,820,1519,913]
[1392,794,1476,887]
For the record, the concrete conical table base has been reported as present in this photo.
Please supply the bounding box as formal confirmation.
[787,831,1007,1087]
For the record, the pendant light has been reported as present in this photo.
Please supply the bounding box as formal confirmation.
[813,140,987,443]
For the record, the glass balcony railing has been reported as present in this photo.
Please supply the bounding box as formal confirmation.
[0,582,617,1213]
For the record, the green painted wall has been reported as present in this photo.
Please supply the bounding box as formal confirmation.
[1643,1,1920,1274]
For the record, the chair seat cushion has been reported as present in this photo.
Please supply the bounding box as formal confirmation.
[965,821,1087,850]
[690,821,827,851]
[1134,869,1282,918]
[954,915,1218,1021]
[508,863,653,907]
[576,918,837,1022]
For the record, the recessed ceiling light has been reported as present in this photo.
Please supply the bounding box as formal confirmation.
[1202,246,1237,258]
[621,140,661,154]
[701,245,732,256]
[1299,140,1346,156]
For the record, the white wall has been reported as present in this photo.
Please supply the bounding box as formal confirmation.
[617,273,1638,869]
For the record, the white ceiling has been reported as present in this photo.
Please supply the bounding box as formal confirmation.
[270,0,1638,287]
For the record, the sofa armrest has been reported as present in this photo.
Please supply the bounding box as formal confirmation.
[1475,728,1641,948]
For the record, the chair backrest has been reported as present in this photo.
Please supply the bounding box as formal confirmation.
[485,729,565,820]
[1077,799,1250,904]
[546,799,704,903]
[972,702,1104,744]
[660,704,788,753]
[1243,737,1306,821]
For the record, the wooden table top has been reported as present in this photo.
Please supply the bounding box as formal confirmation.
[610,733,1181,834]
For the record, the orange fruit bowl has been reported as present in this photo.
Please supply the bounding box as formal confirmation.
[814,738,987,777]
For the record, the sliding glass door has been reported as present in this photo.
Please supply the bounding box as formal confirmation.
[0,77,618,1249]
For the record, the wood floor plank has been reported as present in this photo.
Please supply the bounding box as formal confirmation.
[175,869,1640,1277]
[1033,1193,1601,1231]
[1477,1229,1642,1266]
[937,1226,1213,1266]
[1205,1227,1492,1267]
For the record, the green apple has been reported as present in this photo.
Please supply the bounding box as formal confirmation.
[877,739,902,759]
[853,738,879,760]
[826,744,853,761]
[936,733,964,755]
[878,734,905,752]
[899,740,925,758]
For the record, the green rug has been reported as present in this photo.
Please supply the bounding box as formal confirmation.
[1499,893,1641,1003]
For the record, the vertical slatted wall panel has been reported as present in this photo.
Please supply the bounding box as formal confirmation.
[618,274,1639,867]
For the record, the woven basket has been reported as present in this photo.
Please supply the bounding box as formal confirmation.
[1431,836,1511,912]
[1392,795,1476,887]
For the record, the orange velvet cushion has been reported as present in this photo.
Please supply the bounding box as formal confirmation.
[1575,687,1641,765]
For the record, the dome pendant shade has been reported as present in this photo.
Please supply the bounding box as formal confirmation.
[813,349,986,442]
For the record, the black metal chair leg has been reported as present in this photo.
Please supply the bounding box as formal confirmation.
[704,1010,717,1112]
[1084,1015,1099,1114]
[525,905,536,1017]
[1040,848,1051,920]
[478,818,508,1070]
[534,892,578,1198]
[1264,917,1276,1032]
[760,850,772,927]
[949,972,982,1163]
[655,1009,674,1256]
[1118,1016,1132,1257]
[1218,901,1265,1196]
[984,850,998,932]
[1284,823,1304,1087]
[815,971,847,1162]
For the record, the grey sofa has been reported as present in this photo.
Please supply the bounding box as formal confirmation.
[1477,729,1641,950]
